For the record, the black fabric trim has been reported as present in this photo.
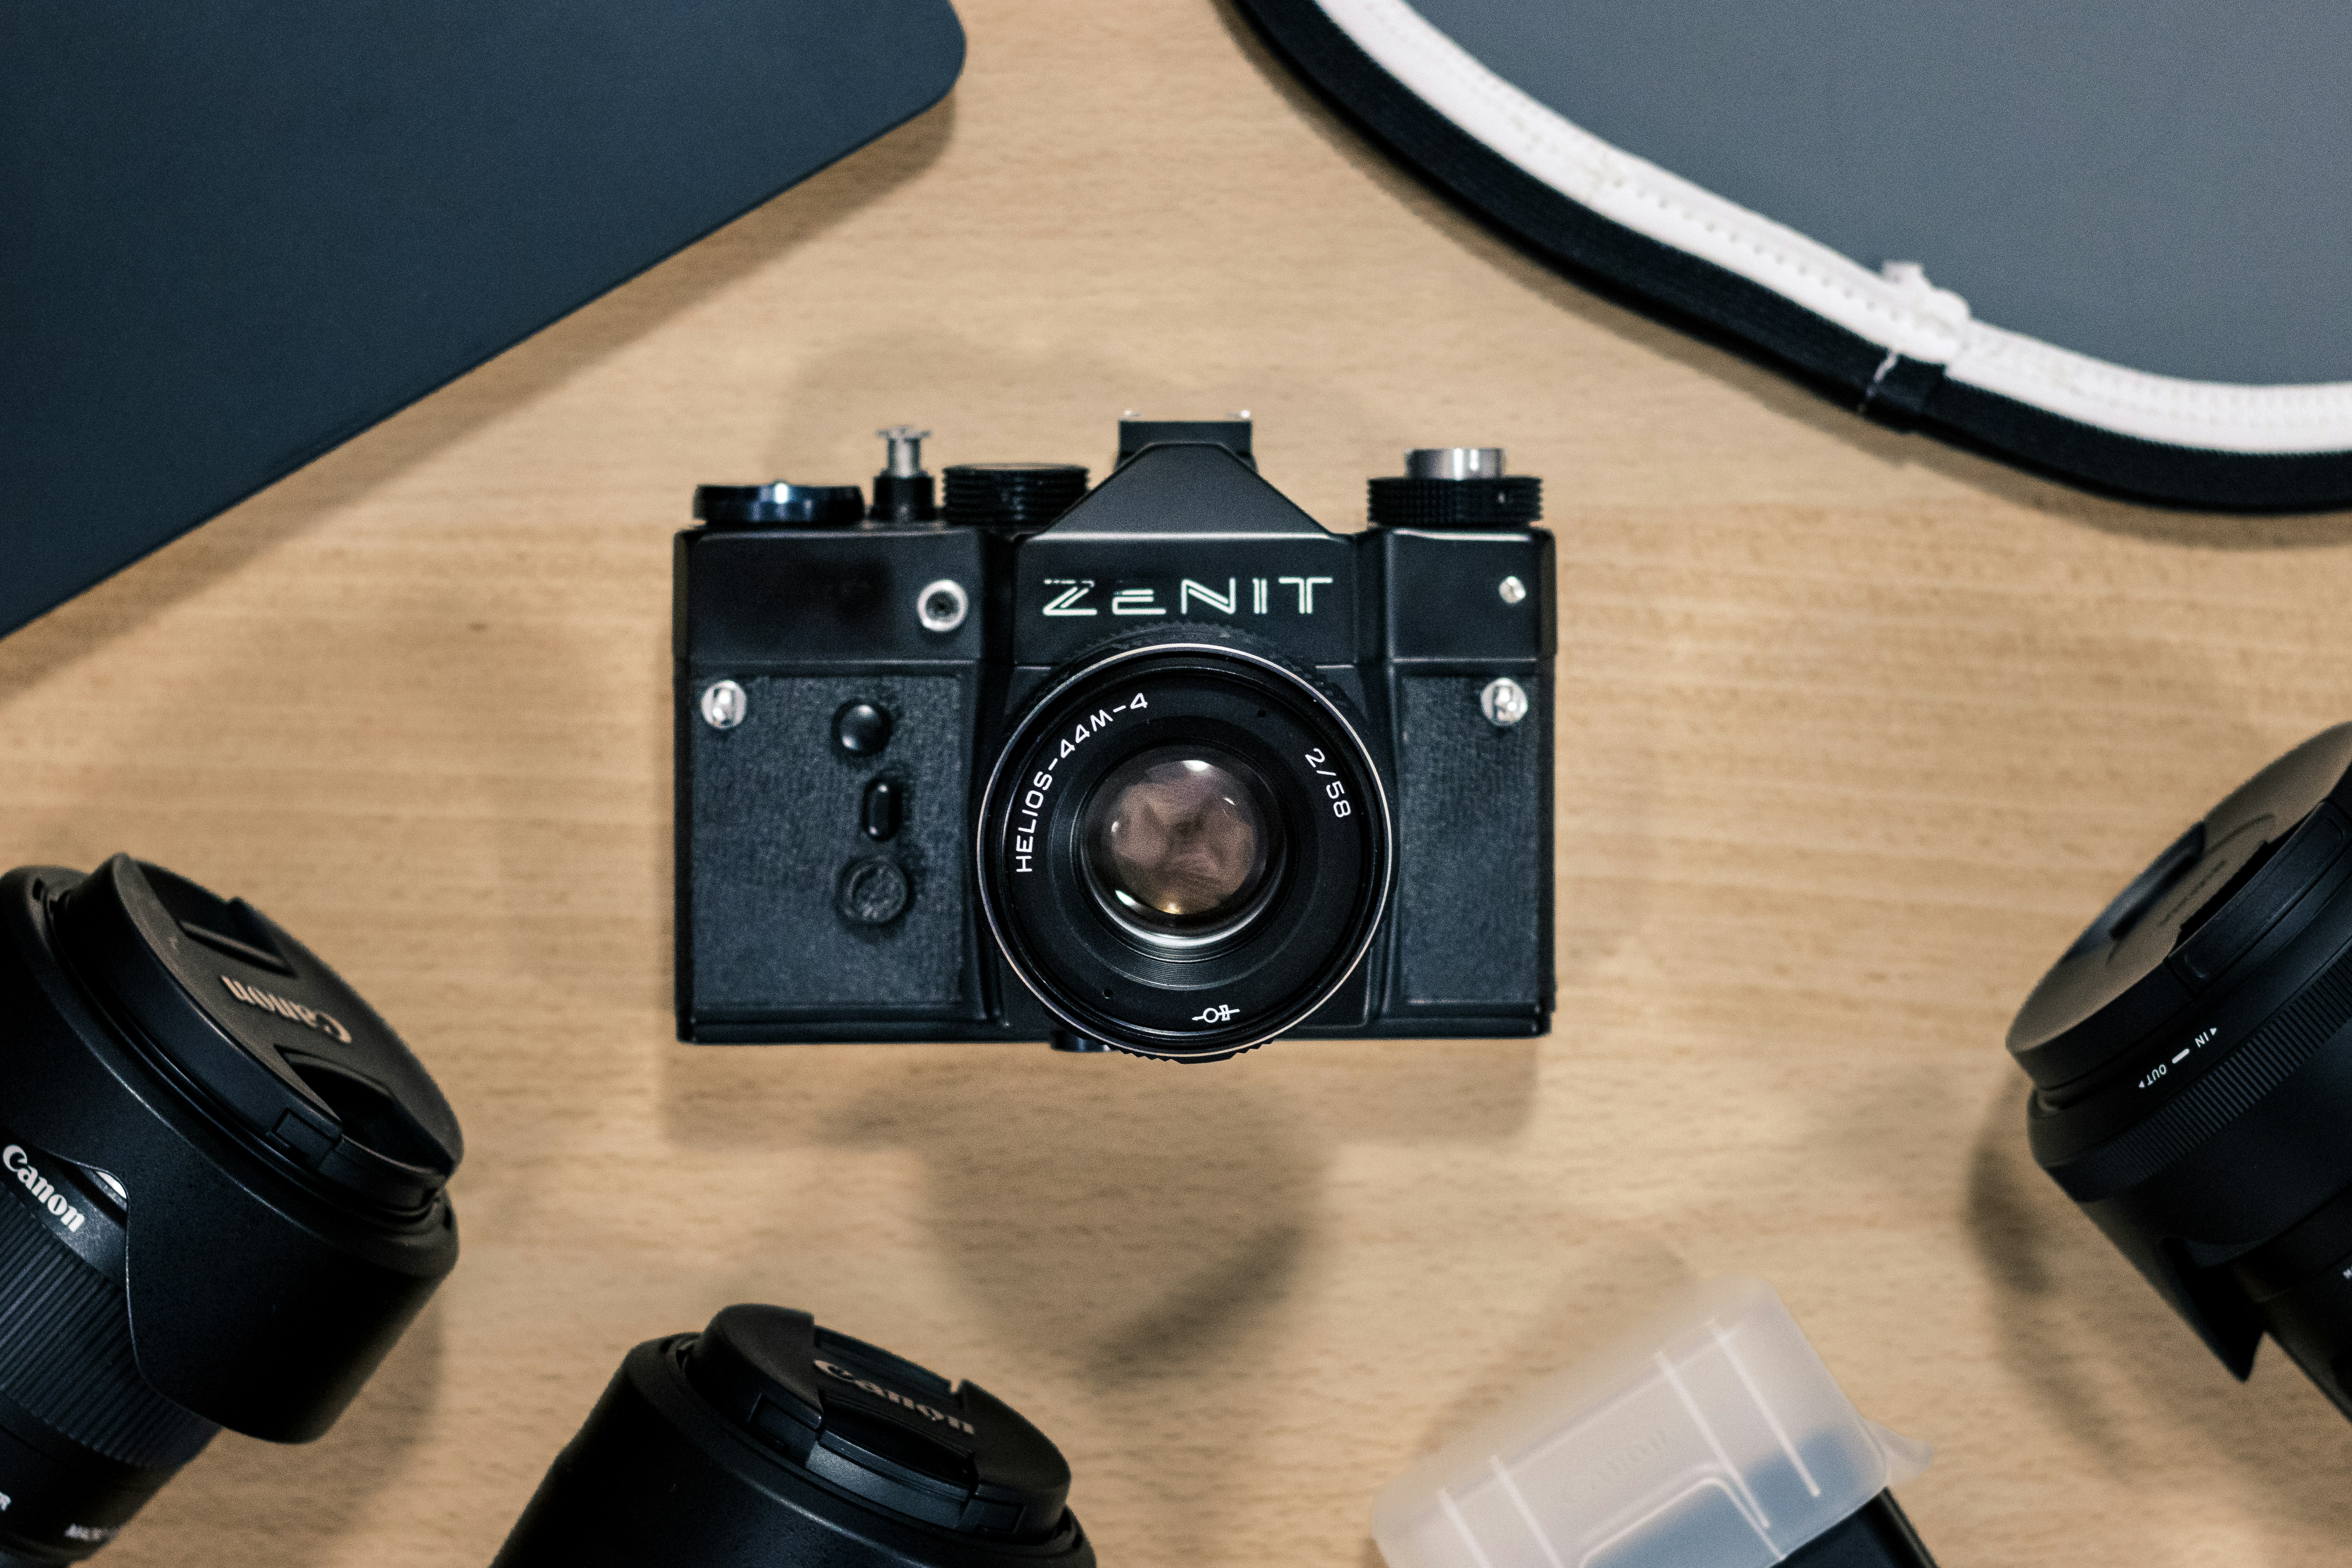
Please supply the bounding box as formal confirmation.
[1232,0,2352,513]
[1930,380,2352,512]
[1858,355,1946,431]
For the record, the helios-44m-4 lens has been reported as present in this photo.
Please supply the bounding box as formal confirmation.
[975,637,1394,1061]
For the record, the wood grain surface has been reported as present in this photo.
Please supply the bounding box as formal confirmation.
[8,3,2352,1564]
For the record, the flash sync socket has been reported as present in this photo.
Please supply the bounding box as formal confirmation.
[916,579,969,633]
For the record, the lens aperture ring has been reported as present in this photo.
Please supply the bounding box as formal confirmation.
[2042,928,2352,1203]
[0,1194,212,1470]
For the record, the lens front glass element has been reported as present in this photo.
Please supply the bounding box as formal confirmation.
[1082,749,1276,946]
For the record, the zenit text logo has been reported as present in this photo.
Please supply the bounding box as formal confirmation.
[813,1358,977,1434]
[219,975,354,1044]
[1041,576,1335,618]
[3,1146,86,1234]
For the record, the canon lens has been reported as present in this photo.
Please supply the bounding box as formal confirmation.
[975,638,1393,1061]
[2007,723,2352,1414]
[0,856,462,1562]
[493,1305,1091,1568]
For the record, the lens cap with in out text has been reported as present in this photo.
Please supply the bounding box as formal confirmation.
[2007,723,2352,1093]
[684,1305,1070,1540]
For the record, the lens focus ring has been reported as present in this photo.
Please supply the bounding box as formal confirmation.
[2043,932,2352,1203]
[0,1197,212,1469]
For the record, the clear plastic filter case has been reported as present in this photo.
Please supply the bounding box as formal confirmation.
[1371,1276,1931,1568]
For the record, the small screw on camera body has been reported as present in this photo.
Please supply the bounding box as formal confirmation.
[701,680,748,730]
[1480,677,1530,728]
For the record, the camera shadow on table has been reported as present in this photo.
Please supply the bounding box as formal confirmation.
[665,1034,1539,1565]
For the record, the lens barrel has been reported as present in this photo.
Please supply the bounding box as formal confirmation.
[0,857,462,1560]
[2006,724,2352,1411]
[975,636,1394,1061]
[493,1306,1093,1568]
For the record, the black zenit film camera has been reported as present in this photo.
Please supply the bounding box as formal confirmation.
[675,417,1553,1061]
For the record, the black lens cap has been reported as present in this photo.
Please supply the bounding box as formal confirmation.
[2008,724,2352,1089]
[683,1306,1070,1541]
[50,855,460,1210]
[695,482,867,528]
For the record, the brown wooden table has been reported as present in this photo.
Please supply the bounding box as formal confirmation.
[8,3,2352,1563]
